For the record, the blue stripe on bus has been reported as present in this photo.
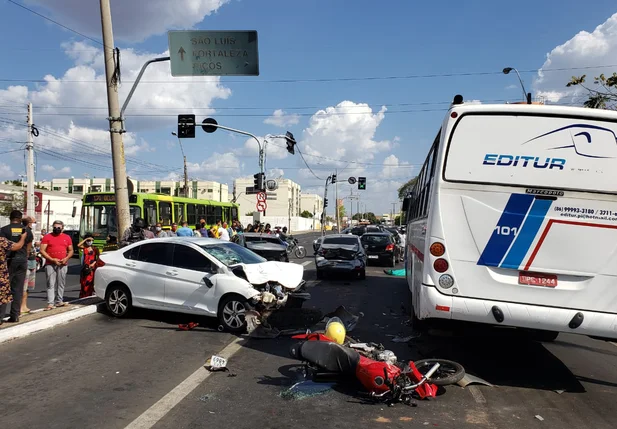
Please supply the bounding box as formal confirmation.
[477,193,534,267]
[499,198,552,270]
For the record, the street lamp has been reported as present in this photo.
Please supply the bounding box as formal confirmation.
[171,131,189,198]
[503,67,529,102]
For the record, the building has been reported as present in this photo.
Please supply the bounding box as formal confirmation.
[300,194,324,217]
[233,177,301,218]
[36,178,228,202]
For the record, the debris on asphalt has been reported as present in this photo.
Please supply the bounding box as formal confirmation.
[374,416,391,423]
[457,374,494,387]
[554,389,565,394]
[204,355,229,372]
[178,322,199,331]
[324,305,362,332]
[280,380,334,400]
[535,415,544,421]
[391,334,420,343]
[198,395,210,402]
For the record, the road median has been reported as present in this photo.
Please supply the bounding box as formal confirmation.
[0,296,103,344]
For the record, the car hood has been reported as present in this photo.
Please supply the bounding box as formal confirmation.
[236,261,303,289]
[246,242,286,251]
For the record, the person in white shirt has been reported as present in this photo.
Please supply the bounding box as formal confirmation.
[218,222,230,241]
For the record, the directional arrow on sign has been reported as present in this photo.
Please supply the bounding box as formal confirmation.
[178,47,186,61]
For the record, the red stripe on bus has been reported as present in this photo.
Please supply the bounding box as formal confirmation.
[524,219,617,271]
[410,244,424,262]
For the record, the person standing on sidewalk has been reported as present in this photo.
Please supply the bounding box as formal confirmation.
[77,234,98,298]
[21,216,37,314]
[0,230,29,325]
[40,220,74,311]
[0,210,33,323]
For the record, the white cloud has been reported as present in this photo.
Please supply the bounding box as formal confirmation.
[381,154,411,179]
[24,0,230,43]
[505,84,518,90]
[187,152,240,179]
[533,13,617,103]
[267,168,284,178]
[263,109,300,127]
[299,101,392,168]
[243,136,289,160]
[41,165,71,175]
[0,163,15,180]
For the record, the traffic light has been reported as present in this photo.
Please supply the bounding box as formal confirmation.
[285,131,296,154]
[177,114,196,138]
[253,172,265,191]
[324,198,329,208]
[331,174,337,184]
[358,177,366,190]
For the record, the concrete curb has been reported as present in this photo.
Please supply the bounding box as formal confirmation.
[0,304,100,345]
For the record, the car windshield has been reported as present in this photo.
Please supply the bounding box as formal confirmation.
[201,242,266,266]
[323,237,358,246]
[361,235,390,244]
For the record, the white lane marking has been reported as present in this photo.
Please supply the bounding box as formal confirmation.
[301,260,312,267]
[468,386,487,404]
[124,336,245,429]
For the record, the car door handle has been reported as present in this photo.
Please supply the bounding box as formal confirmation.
[166,270,178,276]
[125,262,136,268]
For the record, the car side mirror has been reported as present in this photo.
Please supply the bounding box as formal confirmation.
[203,275,214,288]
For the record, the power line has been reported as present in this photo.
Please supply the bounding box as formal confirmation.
[294,144,325,181]
[6,0,106,48]
[0,64,615,85]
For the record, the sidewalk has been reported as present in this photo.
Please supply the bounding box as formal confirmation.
[0,296,103,344]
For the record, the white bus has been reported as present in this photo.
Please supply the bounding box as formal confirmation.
[404,96,617,341]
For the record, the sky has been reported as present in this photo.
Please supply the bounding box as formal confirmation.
[0,0,616,214]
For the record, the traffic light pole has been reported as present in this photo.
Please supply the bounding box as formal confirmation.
[322,175,331,236]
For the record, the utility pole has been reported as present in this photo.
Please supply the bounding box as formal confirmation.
[171,132,189,197]
[26,102,34,219]
[100,0,130,237]
[335,168,340,233]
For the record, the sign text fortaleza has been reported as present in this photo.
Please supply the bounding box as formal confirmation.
[168,31,259,77]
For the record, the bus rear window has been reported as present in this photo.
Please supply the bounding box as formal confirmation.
[444,114,617,193]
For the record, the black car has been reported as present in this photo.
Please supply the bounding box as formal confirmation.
[231,233,289,262]
[315,234,366,280]
[360,233,401,267]
[350,225,383,236]
[384,227,405,258]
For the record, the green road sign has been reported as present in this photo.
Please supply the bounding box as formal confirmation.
[168,30,259,77]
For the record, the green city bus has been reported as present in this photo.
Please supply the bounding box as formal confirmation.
[79,192,239,250]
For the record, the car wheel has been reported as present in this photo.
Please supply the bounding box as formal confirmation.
[105,283,132,318]
[218,295,249,333]
[389,255,396,267]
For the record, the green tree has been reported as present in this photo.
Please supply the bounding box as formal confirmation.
[337,205,346,222]
[0,192,25,217]
[4,180,23,187]
[245,211,255,216]
[567,73,617,109]
[397,177,417,200]
[300,210,313,218]
[325,215,334,223]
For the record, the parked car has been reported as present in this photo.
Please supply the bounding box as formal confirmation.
[350,225,384,236]
[313,235,324,253]
[384,227,405,257]
[94,237,310,332]
[231,233,289,262]
[360,232,401,267]
[315,234,366,280]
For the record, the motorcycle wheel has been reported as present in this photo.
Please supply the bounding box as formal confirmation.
[413,359,465,386]
[294,246,307,259]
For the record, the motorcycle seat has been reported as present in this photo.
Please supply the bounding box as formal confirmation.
[292,341,360,374]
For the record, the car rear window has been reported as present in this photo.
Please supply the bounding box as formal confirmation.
[323,237,358,246]
[245,236,281,244]
[361,235,390,244]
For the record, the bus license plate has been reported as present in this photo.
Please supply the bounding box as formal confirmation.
[518,272,558,287]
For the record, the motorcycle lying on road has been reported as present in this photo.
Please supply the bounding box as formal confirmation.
[289,332,465,405]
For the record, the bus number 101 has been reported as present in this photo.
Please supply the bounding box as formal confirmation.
[494,226,518,236]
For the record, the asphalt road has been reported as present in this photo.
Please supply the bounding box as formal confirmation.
[2,231,617,429]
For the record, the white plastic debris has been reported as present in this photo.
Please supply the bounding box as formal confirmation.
[535,415,544,421]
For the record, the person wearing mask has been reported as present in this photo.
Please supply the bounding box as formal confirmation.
[168,223,178,237]
[77,234,98,298]
[218,222,230,241]
[40,220,74,311]
[154,222,168,238]
[0,230,29,324]
[176,221,193,237]
[120,217,153,247]
[0,210,33,322]
[21,216,36,314]
[193,224,203,237]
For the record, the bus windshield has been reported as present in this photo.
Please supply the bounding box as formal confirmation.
[79,205,141,239]
[444,113,617,193]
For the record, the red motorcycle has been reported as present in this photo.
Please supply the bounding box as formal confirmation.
[289,332,464,404]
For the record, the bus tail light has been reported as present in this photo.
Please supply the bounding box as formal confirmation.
[438,274,454,289]
[434,258,448,273]
[385,244,395,252]
[430,242,445,257]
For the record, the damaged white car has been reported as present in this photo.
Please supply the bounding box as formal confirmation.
[94,237,310,332]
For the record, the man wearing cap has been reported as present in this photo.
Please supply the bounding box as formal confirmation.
[0,210,33,322]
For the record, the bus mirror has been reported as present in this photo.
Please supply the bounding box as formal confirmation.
[402,197,410,212]
[72,206,77,217]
